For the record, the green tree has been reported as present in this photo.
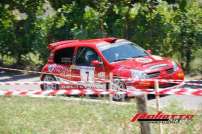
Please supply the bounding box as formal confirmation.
[172,0,202,71]
[0,0,201,73]
[0,0,45,64]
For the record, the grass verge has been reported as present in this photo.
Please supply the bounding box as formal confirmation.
[0,96,201,134]
[0,97,139,134]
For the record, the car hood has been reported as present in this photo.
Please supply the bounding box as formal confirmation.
[111,55,173,72]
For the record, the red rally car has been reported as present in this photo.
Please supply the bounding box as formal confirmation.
[41,37,184,99]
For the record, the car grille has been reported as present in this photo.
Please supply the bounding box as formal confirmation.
[166,68,174,74]
[159,83,178,88]
[146,71,160,78]
[146,68,174,78]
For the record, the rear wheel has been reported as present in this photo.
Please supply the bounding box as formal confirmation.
[41,75,59,90]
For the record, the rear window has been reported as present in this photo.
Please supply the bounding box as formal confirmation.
[54,47,75,64]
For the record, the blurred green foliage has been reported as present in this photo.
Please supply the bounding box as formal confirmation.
[0,0,201,73]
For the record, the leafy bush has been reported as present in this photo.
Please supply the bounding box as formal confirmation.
[0,0,201,73]
[190,48,202,73]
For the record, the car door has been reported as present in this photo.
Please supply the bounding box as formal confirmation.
[71,47,106,89]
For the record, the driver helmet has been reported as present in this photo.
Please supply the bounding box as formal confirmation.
[85,50,97,63]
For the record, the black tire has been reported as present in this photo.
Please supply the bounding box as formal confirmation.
[41,75,59,90]
[112,78,127,101]
[147,94,168,100]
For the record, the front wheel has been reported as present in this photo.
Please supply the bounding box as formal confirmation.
[112,78,127,101]
[147,94,168,100]
[41,75,59,90]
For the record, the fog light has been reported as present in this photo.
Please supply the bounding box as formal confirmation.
[177,72,184,79]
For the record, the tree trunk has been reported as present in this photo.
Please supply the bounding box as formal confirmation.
[16,53,23,65]
[185,45,192,73]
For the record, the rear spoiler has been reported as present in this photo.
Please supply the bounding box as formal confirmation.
[102,37,117,43]
[47,37,117,50]
[48,40,79,50]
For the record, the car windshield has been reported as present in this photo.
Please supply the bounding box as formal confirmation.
[99,42,148,63]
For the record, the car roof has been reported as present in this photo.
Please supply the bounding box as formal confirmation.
[48,37,118,51]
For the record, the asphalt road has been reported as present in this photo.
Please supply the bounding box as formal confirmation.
[0,72,202,110]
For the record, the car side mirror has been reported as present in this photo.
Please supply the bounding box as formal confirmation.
[146,49,152,54]
[91,60,103,67]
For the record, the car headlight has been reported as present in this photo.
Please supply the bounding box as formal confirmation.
[131,70,147,79]
[172,61,178,71]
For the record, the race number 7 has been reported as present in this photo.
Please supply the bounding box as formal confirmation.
[80,69,94,82]
[86,71,89,81]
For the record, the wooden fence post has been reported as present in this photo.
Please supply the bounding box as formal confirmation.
[154,80,163,134]
[109,72,113,101]
[136,94,151,134]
